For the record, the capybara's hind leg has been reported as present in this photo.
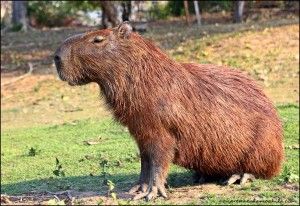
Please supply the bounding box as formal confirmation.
[129,153,149,194]
[193,172,206,184]
[222,173,255,185]
[240,173,255,185]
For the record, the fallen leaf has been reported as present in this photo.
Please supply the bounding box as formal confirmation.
[83,138,103,145]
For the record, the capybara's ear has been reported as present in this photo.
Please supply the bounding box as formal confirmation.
[115,21,132,39]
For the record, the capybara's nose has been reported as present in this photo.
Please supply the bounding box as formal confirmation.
[54,55,61,64]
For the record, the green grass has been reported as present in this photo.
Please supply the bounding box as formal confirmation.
[1,105,299,204]
[1,117,139,194]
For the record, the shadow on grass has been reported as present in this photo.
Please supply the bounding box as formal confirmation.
[277,104,299,109]
[1,170,197,197]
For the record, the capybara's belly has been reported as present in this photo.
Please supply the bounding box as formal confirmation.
[173,137,245,177]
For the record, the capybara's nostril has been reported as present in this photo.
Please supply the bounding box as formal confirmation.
[54,55,61,63]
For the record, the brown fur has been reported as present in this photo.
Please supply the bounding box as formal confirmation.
[54,23,284,185]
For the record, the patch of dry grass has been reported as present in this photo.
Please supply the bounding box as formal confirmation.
[170,25,299,104]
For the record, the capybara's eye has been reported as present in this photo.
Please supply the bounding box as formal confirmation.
[93,36,105,43]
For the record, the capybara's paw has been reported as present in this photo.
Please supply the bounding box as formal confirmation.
[128,183,148,194]
[222,173,255,185]
[193,172,206,184]
[132,184,167,201]
[197,176,206,184]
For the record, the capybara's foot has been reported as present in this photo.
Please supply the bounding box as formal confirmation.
[128,183,148,194]
[223,173,255,185]
[129,154,150,194]
[132,184,167,201]
[194,172,206,184]
[132,157,169,201]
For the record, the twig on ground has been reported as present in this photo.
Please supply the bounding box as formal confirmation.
[66,191,73,200]
[1,62,34,87]
[45,190,73,196]
[54,195,60,202]
[1,195,12,204]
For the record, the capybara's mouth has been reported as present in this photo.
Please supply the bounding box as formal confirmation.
[67,78,90,86]
[54,60,67,81]
[54,63,75,85]
[68,82,76,86]
[57,71,67,82]
[54,62,88,86]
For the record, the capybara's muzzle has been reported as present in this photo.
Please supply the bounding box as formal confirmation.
[54,46,68,81]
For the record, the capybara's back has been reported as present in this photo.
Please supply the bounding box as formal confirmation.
[54,22,284,200]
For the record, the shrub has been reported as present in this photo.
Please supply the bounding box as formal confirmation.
[27,1,97,27]
[149,3,171,20]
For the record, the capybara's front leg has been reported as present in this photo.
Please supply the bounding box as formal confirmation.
[133,154,170,201]
[129,152,149,193]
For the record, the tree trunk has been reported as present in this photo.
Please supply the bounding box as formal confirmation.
[12,0,28,31]
[121,1,131,21]
[194,1,201,26]
[184,0,190,25]
[100,1,120,28]
[1,1,12,28]
[233,1,245,23]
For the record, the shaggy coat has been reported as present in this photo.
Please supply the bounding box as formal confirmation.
[54,23,284,185]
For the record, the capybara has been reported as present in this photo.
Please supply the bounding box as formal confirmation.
[54,22,284,200]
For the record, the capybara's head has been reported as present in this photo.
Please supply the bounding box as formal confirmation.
[54,22,134,86]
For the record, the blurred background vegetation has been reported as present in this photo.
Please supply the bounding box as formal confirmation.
[27,1,99,28]
[1,0,299,31]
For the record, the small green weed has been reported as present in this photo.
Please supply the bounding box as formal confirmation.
[53,157,65,177]
[28,147,39,157]
[278,165,299,183]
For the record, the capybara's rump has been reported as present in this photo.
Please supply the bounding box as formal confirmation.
[171,63,284,179]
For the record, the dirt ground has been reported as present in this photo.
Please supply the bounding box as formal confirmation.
[1,182,299,205]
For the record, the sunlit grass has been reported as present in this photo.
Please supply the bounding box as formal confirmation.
[1,105,299,204]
